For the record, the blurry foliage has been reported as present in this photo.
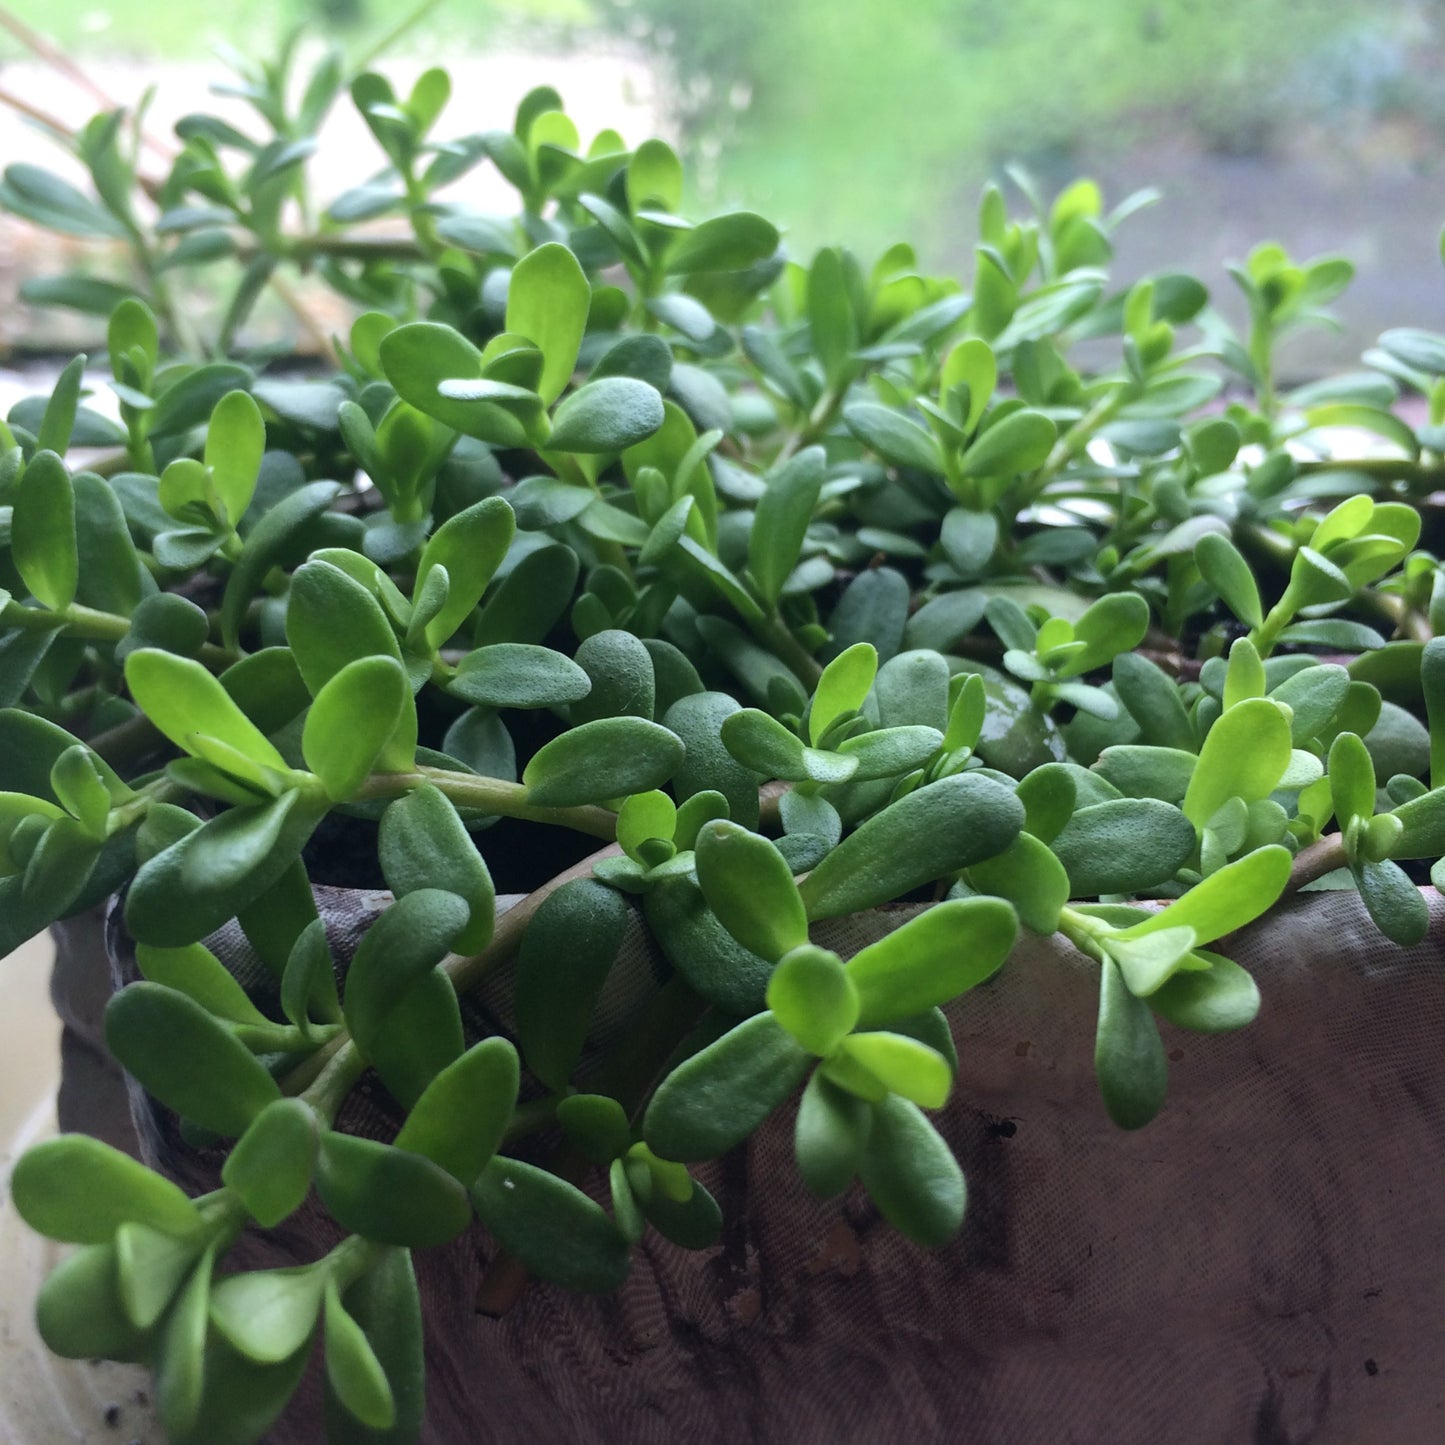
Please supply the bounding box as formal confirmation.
[601,0,1444,257]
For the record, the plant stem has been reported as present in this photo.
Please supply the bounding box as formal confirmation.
[1286,833,1346,892]
[356,767,619,840]
[302,1039,367,1125]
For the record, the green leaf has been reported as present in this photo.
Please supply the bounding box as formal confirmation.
[303,656,409,799]
[1354,857,1429,946]
[809,641,877,745]
[559,1094,633,1166]
[1149,949,1261,1033]
[380,322,523,446]
[343,889,469,1065]
[807,246,858,385]
[505,242,589,405]
[324,1279,396,1432]
[845,897,1016,1026]
[11,1134,199,1244]
[105,982,281,1136]
[858,1095,966,1247]
[2,163,128,237]
[800,774,1023,919]
[378,784,495,954]
[12,450,77,610]
[959,409,1056,477]
[209,1265,326,1364]
[221,1099,319,1228]
[1182,698,1292,827]
[547,377,665,454]
[316,1132,472,1247]
[1112,653,1195,752]
[1329,731,1376,830]
[1094,958,1167,1129]
[748,446,825,606]
[1114,845,1292,947]
[35,1243,148,1362]
[204,390,265,527]
[1104,925,1198,998]
[966,830,1070,933]
[835,1031,951,1108]
[766,944,859,1055]
[448,643,590,710]
[795,1071,872,1198]
[414,496,515,650]
[72,472,146,618]
[1195,532,1263,630]
[394,1036,518,1185]
[643,874,774,1014]
[694,819,808,963]
[153,1245,211,1437]
[471,1157,631,1292]
[126,649,289,771]
[644,1013,813,1161]
[843,402,943,474]
[522,716,684,806]
[720,708,854,785]
[1049,797,1195,895]
[637,1174,723,1250]
[515,879,628,1092]
[323,1251,424,1445]
[136,940,271,1026]
[665,210,778,273]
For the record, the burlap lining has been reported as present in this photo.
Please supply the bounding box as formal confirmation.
[86,885,1445,1444]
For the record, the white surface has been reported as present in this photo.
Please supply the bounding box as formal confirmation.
[0,933,159,1443]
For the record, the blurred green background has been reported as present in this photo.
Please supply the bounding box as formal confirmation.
[9,0,1445,366]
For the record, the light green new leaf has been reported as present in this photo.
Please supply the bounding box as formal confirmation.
[209,1265,326,1365]
[126,649,289,771]
[414,496,515,650]
[766,944,858,1055]
[1114,844,1292,947]
[836,1032,952,1108]
[959,409,1056,477]
[846,896,1017,1025]
[1104,925,1198,998]
[12,450,78,611]
[1182,698,1292,827]
[809,641,877,745]
[1329,731,1376,831]
[204,390,265,527]
[505,242,590,404]
[221,1099,319,1228]
[695,820,808,963]
[303,656,409,798]
[1195,531,1264,629]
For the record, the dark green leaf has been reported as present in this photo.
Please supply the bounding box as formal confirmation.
[105,982,281,1136]
[316,1133,472,1247]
